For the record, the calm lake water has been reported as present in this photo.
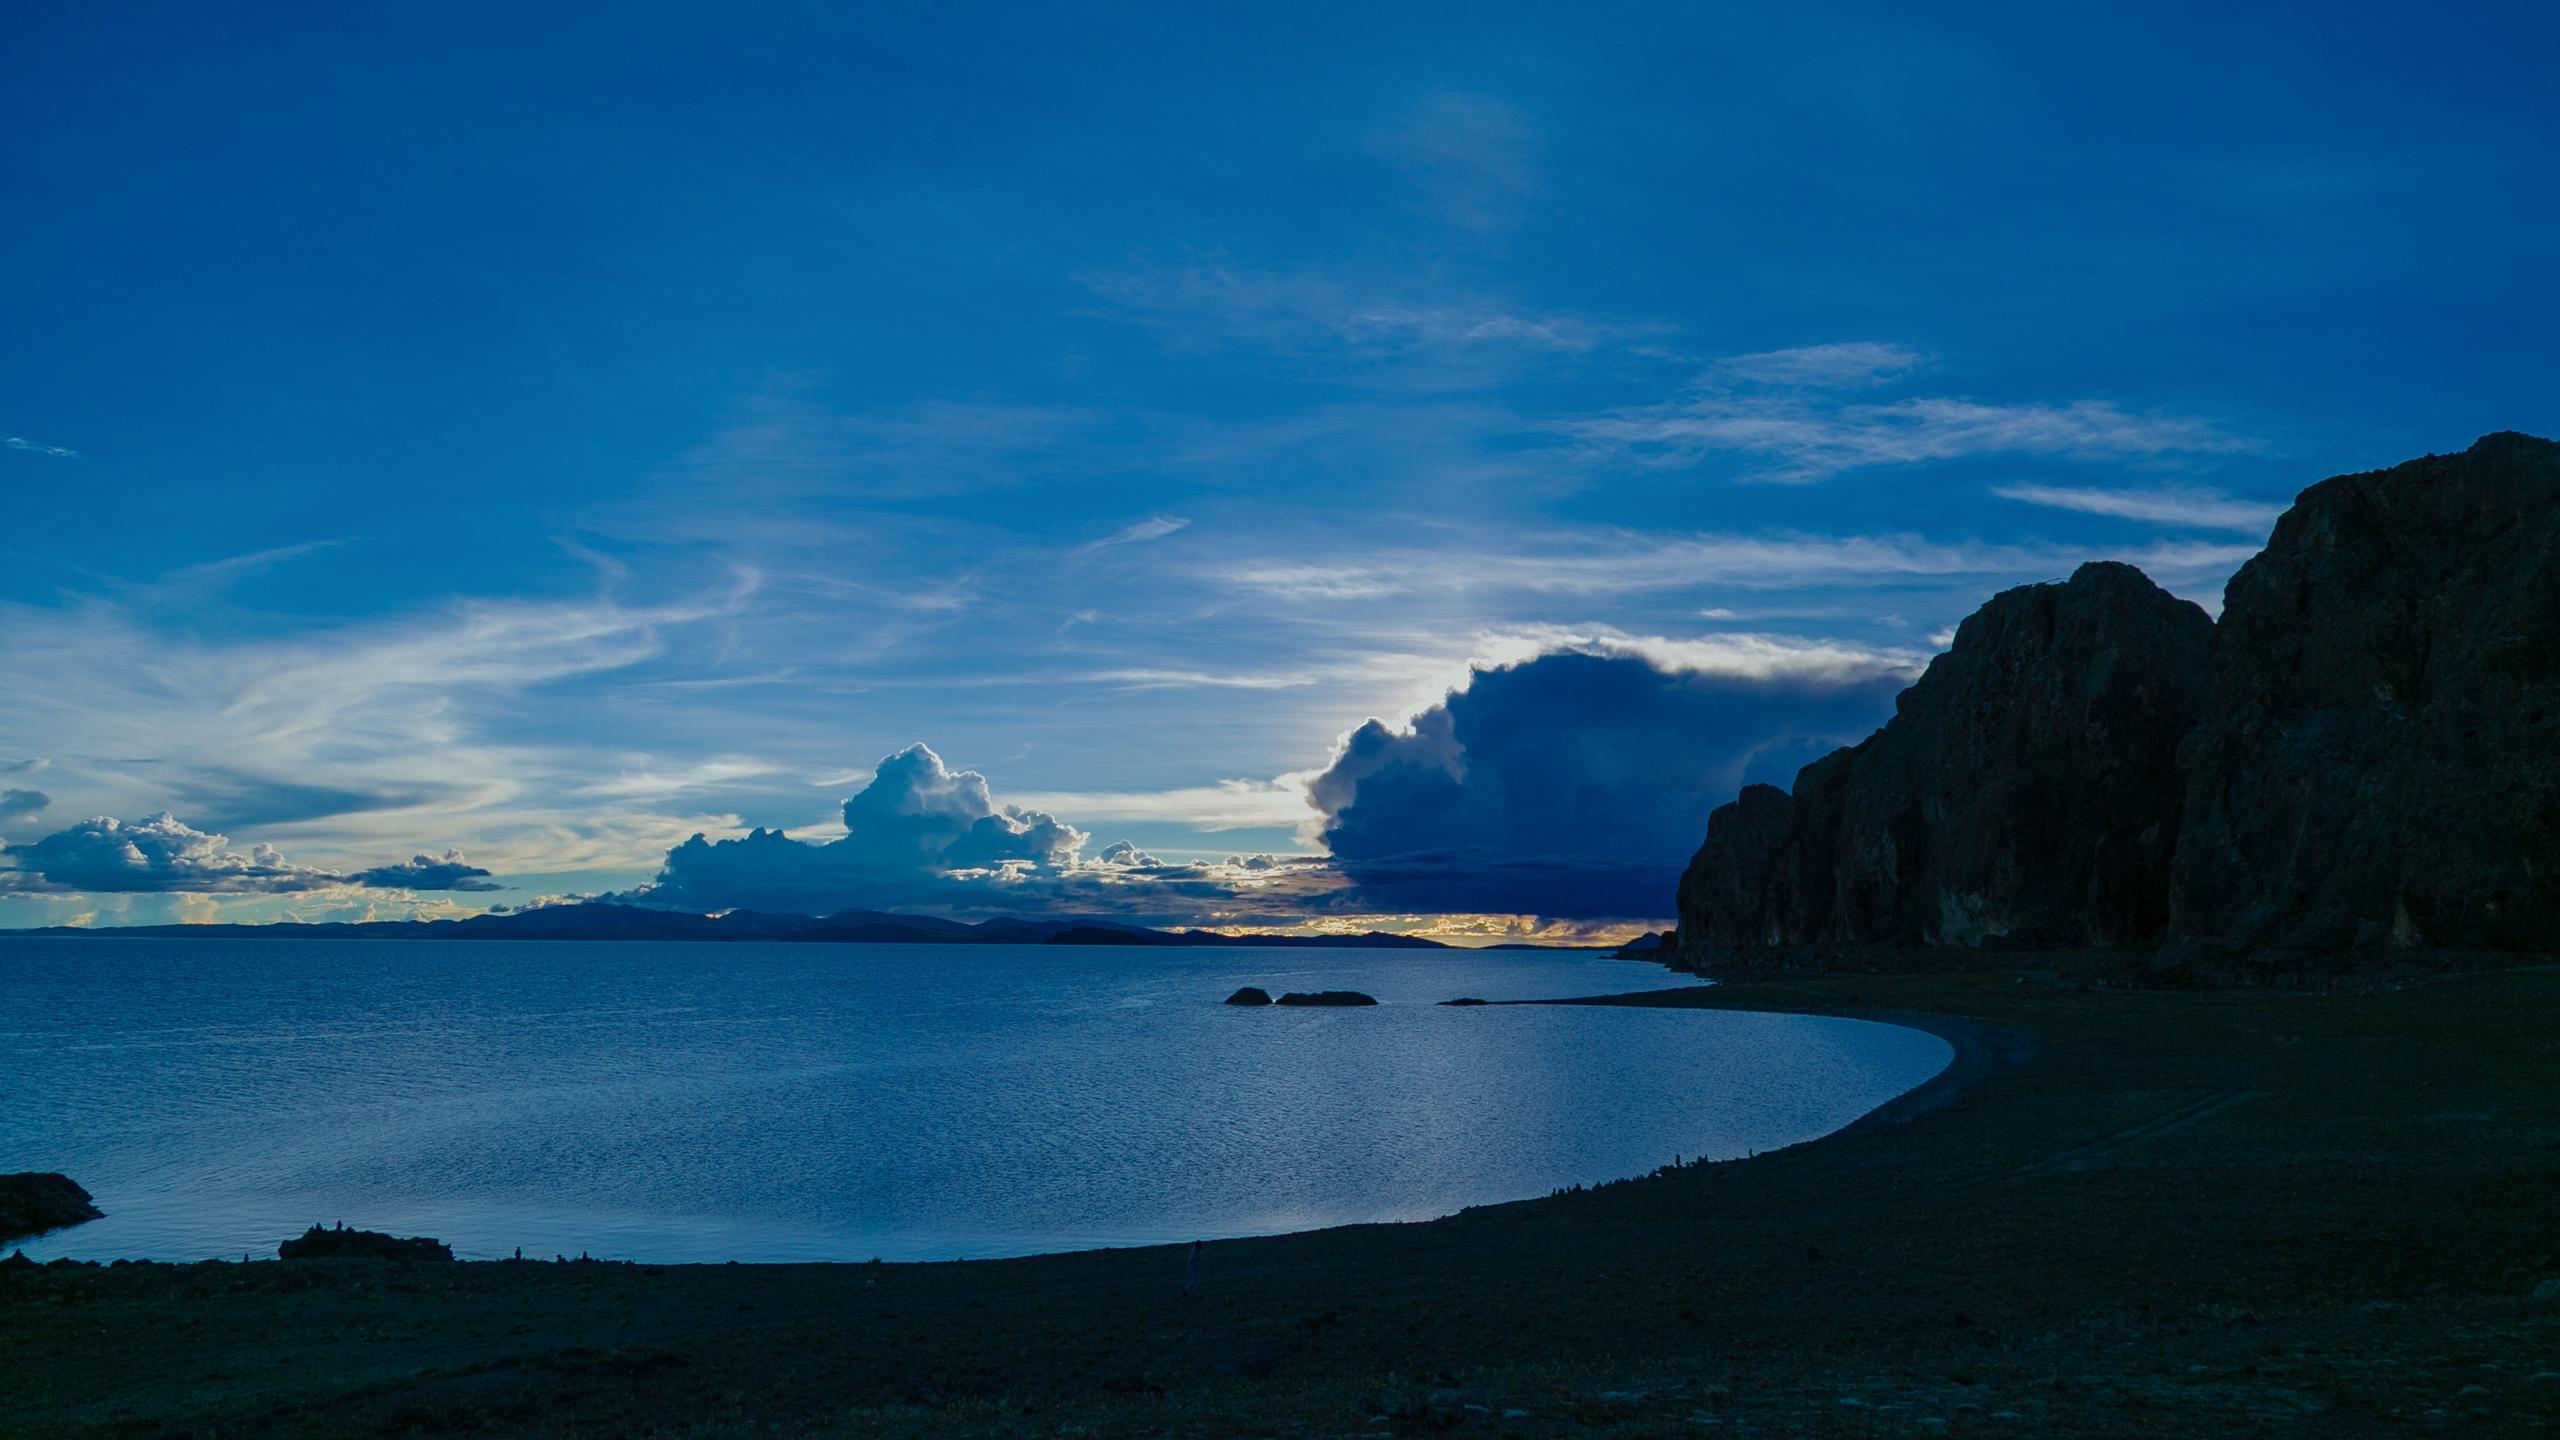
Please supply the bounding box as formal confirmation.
[0,938,1950,1262]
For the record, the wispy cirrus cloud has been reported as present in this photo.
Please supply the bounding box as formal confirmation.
[1564,341,2250,482]
[0,572,761,881]
[143,539,346,600]
[1078,261,1661,371]
[4,434,80,459]
[1078,668,1316,691]
[669,389,1110,500]
[1571,394,2246,482]
[1992,481,2283,534]
[1704,342,1928,388]
[1202,527,2261,602]
[1366,92,1542,233]
[1074,515,1190,553]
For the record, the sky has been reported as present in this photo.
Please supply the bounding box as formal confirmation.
[4,3,2555,937]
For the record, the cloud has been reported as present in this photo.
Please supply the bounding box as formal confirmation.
[1466,625,1932,687]
[1,813,342,894]
[145,540,344,601]
[1203,528,2262,602]
[1078,668,1315,691]
[1564,342,2248,481]
[1306,646,1910,920]
[0,812,502,899]
[1079,262,1655,369]
[1367,92,1541,232]
[628,743,1092,913]
[349,851,502,892]
[4,434,79,459]
[1075,515,1190,553]
[616,744,1356,923]
[0,576,757,883]
[169,770,445,830]
[1991,482,2283,534]
[1005,779,1313,832]
[670,390,1108,499]
[580,758,782,801]
[0,789,47,828]
[1705,342,1928,388]
[1095,840,1160,867]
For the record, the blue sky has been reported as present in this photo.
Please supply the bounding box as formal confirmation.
[4,3,2554,934]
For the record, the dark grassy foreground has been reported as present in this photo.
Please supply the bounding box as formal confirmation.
[4,967,2557,1438]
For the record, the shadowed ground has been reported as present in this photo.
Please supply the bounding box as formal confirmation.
[3,965,2555,1437]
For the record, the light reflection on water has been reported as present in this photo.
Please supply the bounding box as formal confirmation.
[0,938,1949,1262]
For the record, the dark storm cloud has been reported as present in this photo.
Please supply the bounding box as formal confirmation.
[621,645,1915,926]
[1307,649,1907,919]
[351,851,503,892]
[0,788,48,828]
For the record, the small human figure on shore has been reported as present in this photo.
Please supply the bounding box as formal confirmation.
[1182,1239,1202,1298]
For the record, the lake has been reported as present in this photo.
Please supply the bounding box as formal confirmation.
[0,938,1951,1262]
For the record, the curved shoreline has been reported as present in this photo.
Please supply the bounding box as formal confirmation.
[8,966,2554,1438]
[1515,982,2035,1137]
[15,984,2002,1267]
[10,984,2003,1266]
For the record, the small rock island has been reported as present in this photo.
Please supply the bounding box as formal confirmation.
[278,1223,455,1263]
[1273,991,1378,1007]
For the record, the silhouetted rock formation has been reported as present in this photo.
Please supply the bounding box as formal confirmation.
[1677,784,1797,950]
[1678,562,2212,957]
[277,1223,453,1263]
[2169,432,2560,957]
[1273,991,1378,1007]
[0,1173,103,1243]
[1224,986,1273,1006]
[1674,433,2560,975]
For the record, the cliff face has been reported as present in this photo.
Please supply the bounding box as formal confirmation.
[1674,783,1794,950]
[1674,432,2560,973]
[1676,561,2214,955]
[2168,432,2560,954]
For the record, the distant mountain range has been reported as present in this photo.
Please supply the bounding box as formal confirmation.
[11,902,1604,951]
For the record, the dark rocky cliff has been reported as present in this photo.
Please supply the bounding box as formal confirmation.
[2168,431,2560,956]
[1674,432,2560,975]
[1677,561,2213,956]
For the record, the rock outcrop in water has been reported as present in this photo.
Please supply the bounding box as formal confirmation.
[1274,991,1378,1007]
[2168,431,2560,957]
[1673,433,2560,975]
[1677,562,2213,956]
[0,1173,103,1243]
[1224,986,1273,1006]
[278,1223,454,1263]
